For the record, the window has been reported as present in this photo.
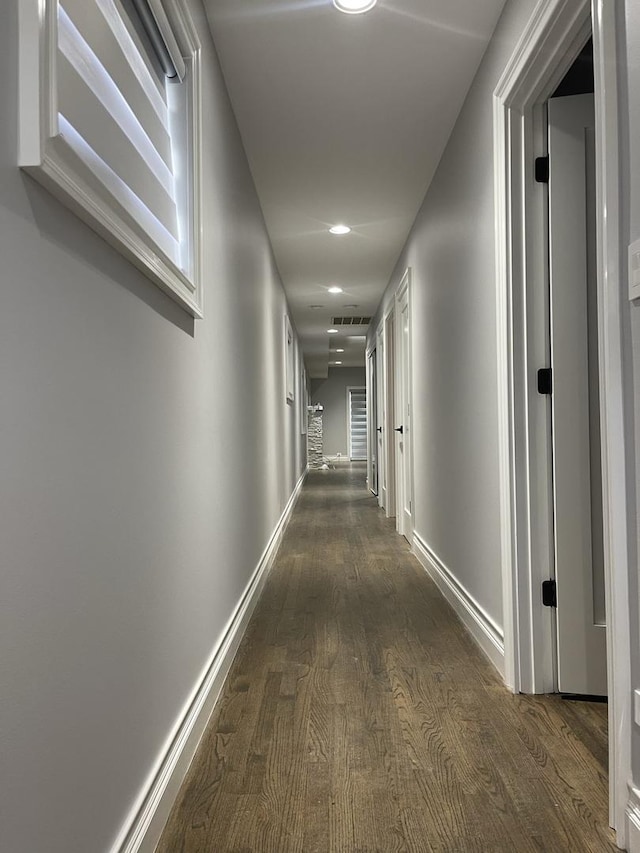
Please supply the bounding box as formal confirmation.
[284,315,295,403]
[19,0,203,316]
[348,387,367,460]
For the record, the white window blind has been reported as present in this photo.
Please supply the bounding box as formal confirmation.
[58,0,180,264]
[349,388,367,460]
[19,0,203,316]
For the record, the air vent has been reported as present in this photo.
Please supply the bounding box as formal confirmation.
[331,316,371,326]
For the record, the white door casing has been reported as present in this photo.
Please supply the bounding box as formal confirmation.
[493,0,631,842]
[548,93,607,696]
[367,349,378,494]
[384,306,396,519]
[395,271,413,542]
[376,325,386,510]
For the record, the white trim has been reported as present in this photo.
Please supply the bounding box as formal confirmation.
[628,787,640,853]
[365,346,376,493]
[492,90,518,694]
[109,468,308,853]
[629,238,640,302]
[494,0,631,844]
[383,304,396,519]
[413,532,505,678]
[394,268,414,543]
[300,365,308,435]
[284,314,295,403]
[375,322,385,510]
[592,0,632,839]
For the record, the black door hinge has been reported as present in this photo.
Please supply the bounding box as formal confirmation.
[535,155,550,183]
[542,579,557,607]
[537,367,552,395]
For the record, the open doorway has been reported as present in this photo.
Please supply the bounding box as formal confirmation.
[493,0,630,843]
[546,42,607,697]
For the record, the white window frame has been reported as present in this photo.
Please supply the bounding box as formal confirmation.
[347,385,367,461]
[284,314,295,403]
[300,366,308,435]
[18,0,203,317]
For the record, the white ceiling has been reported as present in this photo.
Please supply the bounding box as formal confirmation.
[203,0,506,377]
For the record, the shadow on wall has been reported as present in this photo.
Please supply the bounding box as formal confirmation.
[22,177,196,335]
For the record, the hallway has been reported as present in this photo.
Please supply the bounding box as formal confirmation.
[157,464,615,853]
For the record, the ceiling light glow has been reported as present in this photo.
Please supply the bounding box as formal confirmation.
[327,328,339,334]
[328,286,343,293]
[335,348,345,352]
[329,224,351,235]
[333,0,377,14]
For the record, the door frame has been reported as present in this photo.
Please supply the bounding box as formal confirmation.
[394,269,414,542]
[493,0,630,843]
[548,92,607,696]
[366,349,377,494]
[383,303,396,519]
[375,323,386,510]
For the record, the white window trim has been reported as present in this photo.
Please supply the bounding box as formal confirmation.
[284,314,295,403]
[18,0,203,318]
[347,385,366,461]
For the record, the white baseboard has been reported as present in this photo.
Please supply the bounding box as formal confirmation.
[110,467,308,853]
[626,786,640,852]
[412,532,505,678]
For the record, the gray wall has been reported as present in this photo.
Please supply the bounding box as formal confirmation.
[0,2,306,851]
[311,367,366,458]
[369,0,539,630]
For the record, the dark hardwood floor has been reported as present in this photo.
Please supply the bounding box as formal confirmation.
[157,463,615,853]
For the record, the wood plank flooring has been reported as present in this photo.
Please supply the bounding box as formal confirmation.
[157,463,615,853]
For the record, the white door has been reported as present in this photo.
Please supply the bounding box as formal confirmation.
[395,276,413,542]
[367,351,378,494]
[376,329,385,509]
[384,309,396,519]
[548,93,607,695]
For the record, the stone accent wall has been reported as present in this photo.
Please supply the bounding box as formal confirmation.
[307,406,324,467]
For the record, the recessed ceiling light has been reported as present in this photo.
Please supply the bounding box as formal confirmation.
[333,0,376,14]
[335,348,345,352]
[327,328,339,334]
[329,224,351,235]
[343,303,358,308]
[332,361,343,365]
[309,304,324,309]
[328,286,343,294]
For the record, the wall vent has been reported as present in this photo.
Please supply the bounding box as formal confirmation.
[331,316,371,326]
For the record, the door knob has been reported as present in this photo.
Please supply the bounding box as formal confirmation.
[394,425,404,434]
